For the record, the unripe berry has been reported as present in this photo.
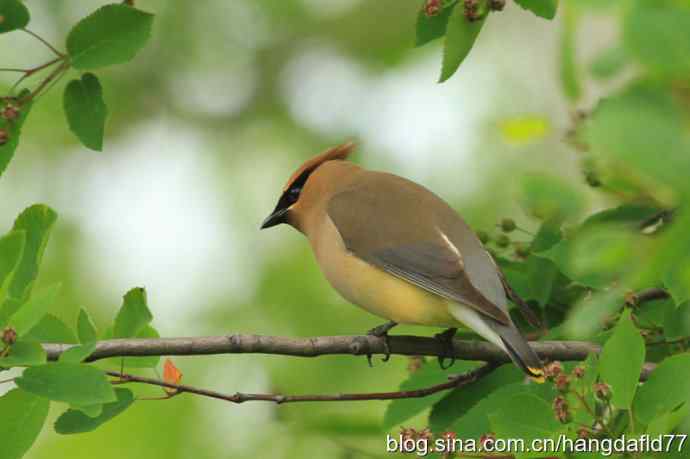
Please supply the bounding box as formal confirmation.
[496,234,510,248]
[500,218,516,233]
[515,243,530,258]
[0,128,8,146]
[585,171,601,187]
[477,230,490,244]
[489,0,505,10]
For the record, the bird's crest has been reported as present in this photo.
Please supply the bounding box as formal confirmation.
[283,141,355,192]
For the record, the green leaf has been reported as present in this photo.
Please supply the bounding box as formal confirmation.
[559,4,581,101]
[4,204,57,301]
[416,1,456,47]
[634,353,690,424]
[55,388,134,434]
[623,1,690,78]
[564,289,625,339]
[383,361,476,430]
[536,205,659,290]
[451,381,556,439]
[647,404,689,436]
[664,263,690,306]
[0,341,46,367]
[0,205,57,328]
[8,283,61,336]
[525,222,562,306]
[439,7,485,82]
[519,174,585,222]
[23,314,78,344]
[16,363,116,405]
[664,301,690,340]
[113,287,152,338]
[585,84,690,194]
[0,230,24,288]
[598,310,645,409]
[66,4,154,69]
[77,308,97,344]
[0,389,49,459]
[429,365,522,432]
[59,341,96,364]
[69,403,103,418]
[590,46,628,80]
[514,0,558,19]
[0,0,30,33]
[63,73,108,151]
[488,394,562,455]
[0,89,33,178]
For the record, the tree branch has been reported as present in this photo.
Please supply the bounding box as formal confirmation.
[43,334,601,364]
[626,288,670,306]
[107,363,499,405]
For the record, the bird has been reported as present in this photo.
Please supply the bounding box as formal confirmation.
[261,142,544,381]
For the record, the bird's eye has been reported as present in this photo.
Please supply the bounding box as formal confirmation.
[288,187,301,202]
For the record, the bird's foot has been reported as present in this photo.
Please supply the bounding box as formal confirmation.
[434,327,458,370]
[365,321,398,366]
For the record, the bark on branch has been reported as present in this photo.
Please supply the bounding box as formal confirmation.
[36,334,657,405]
[43,334,601,364]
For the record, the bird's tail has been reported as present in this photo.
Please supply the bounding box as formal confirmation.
[489,321,545,383]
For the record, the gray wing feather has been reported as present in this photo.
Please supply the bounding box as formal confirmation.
[327,173,511,325]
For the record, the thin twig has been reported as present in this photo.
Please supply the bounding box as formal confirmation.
[9,57,64,95]
[0,377,16,385]
[21,29,64,57]
[106,363,498,405]
[0,68,27,73]
[627,288,670,306]
[19,60,70,105]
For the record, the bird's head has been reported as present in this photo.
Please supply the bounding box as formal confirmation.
[261,142,355,230]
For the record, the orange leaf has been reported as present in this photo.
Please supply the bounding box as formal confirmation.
[163,358,182,395]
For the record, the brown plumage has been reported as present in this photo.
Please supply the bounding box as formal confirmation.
[261,142,543,379]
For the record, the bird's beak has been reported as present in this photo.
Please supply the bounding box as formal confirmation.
[260,206,288,229]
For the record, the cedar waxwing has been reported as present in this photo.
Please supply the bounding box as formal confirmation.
[261,142,544,380]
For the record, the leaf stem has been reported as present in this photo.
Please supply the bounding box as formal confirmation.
[19,60,70,105]
[21,28,65,57]
[9,57,65,96]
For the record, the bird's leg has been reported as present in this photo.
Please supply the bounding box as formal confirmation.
[434,327,458,370]
[366,320,398,365]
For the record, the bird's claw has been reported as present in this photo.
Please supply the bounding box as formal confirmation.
[434,327,458,370]
[366,321,397,365]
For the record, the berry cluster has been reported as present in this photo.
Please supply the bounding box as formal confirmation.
[0,100,22,146]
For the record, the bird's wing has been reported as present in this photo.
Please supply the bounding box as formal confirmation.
[327,171,511,325]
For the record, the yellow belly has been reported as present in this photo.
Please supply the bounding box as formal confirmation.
[310,217,461,327]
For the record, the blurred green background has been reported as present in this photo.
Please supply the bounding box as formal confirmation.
[0,1,642,457]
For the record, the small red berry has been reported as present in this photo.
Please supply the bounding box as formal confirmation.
[1,104,19,121]
[2,327,17,345]
[424,0,441,17]
[594,382,611,401]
